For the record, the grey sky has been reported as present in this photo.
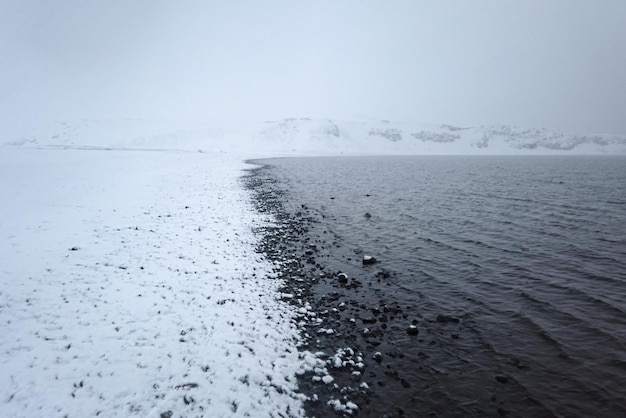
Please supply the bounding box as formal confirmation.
[1,0,625,134]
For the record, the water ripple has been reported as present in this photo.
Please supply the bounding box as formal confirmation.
[268,155,626,417]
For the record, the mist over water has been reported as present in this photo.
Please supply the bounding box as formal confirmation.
[265,156,626,417]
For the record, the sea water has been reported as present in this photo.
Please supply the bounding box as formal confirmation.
[260,155,626,417]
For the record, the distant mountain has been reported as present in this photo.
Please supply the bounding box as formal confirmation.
[4,118,626,156]
[252,118,626,155]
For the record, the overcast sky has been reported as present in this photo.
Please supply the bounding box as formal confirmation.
[1,0,625,134]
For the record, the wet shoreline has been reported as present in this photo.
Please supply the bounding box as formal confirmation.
[243,160,563,417]
[244,162,380,416]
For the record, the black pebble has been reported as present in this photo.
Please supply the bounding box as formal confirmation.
[437,314,460,323]
[495,374,509,384]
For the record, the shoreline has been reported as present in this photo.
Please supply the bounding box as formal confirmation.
[244,160,398,417]
[243,157,559,418]
[5,146,622,416]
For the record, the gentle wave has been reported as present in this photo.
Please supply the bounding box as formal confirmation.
[268,155,626,417]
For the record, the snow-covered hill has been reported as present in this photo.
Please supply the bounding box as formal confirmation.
[4,118,626,156]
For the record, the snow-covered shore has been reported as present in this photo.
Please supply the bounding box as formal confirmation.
[2,115,624,417]
[0,146,314,417]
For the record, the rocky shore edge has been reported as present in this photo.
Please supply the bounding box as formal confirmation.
[243,160,426,417]
[242,158,603,418]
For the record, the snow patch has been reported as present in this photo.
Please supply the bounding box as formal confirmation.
[0,147,313,417]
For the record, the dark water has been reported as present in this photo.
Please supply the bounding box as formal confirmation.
[254,156,626,417]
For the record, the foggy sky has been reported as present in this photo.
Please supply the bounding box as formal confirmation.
[1,0,625,134]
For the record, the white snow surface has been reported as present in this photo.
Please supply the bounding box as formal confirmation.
[1,117,625,416]
[0,146,310,417]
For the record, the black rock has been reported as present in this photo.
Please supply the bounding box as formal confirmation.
[363,255,378,265]
[436,314,460,323]
[406,325,419,336]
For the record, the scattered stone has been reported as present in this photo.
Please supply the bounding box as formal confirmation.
[406,325,419,336]
[322,375,334,384]
[364,212,372,219]
[174,382,199,390]
[436,314,460,323]
[337,272,349,284]
[160,412,173,418]
[327,398,359,414]
[69,247,80,251]
[375,270,392,279]
[362,255,377,266]
[372,352,383,363]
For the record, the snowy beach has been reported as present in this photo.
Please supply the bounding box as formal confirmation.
[1,117,625,417]
[2,1,625,415]
[0,146,314,417]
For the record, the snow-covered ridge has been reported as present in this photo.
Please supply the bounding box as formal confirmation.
[4,117,626,156]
